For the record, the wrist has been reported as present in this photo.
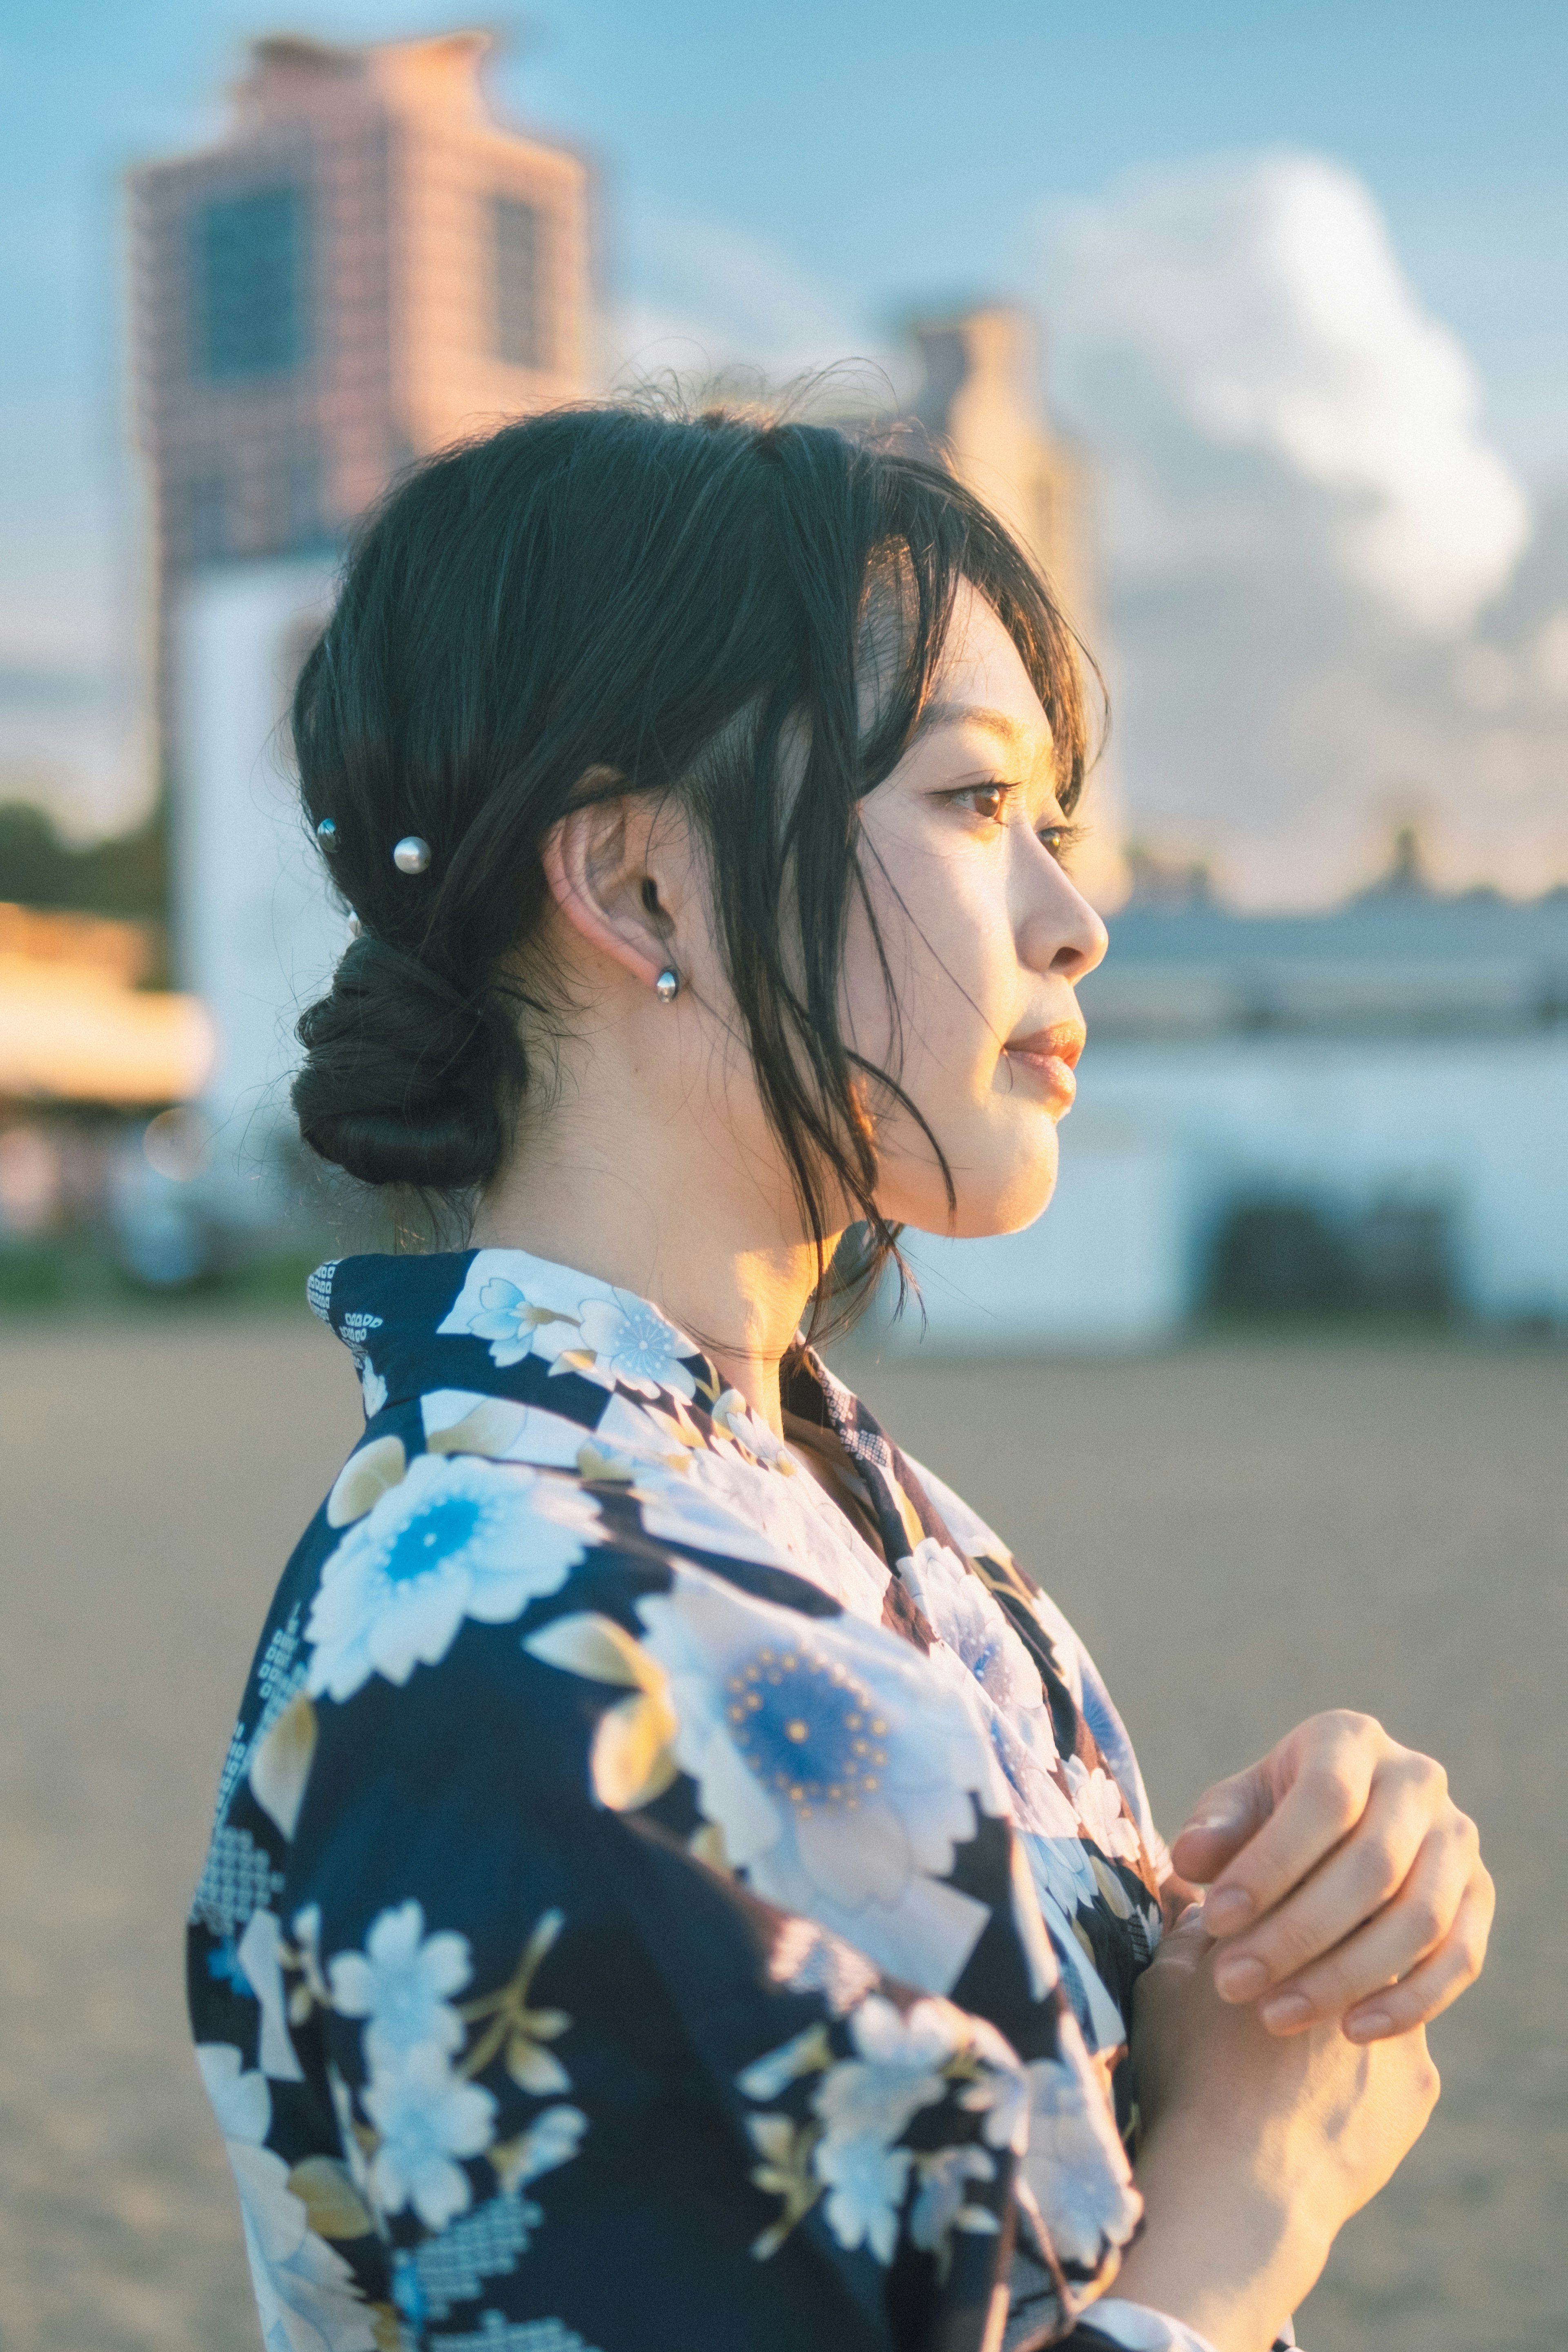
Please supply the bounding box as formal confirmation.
[1111,2121,1330,2352]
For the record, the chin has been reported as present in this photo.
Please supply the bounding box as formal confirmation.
[891,1123,1060,1242]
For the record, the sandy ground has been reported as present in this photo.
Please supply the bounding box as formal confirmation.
[0,1310,1563,2352]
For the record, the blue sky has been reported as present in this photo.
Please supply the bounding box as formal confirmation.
[2,0,1565,888]
[6,0,1566,573]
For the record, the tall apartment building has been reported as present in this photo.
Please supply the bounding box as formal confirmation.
[126,33,592,1157]
[131,30,591,646]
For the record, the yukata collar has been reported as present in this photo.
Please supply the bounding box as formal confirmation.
[312,1244,724,1421]
[312,1245,1105,1817]
[308,1243,949,1574]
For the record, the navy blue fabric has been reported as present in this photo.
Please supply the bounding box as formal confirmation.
[187,1250,1196,2352]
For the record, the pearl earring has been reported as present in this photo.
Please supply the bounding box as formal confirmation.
[654,967,680,1002]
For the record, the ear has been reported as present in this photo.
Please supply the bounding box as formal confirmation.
[541,782,673,991]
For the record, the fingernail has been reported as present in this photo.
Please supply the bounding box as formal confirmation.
[1344,2007,1391,2042]
[1214,1955,1268,2000]
[1260,1991,1312,2030]
[1204,1886,1254,1932]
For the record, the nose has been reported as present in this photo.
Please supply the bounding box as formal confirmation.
[1021,858,1109,984]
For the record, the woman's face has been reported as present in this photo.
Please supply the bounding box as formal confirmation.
[848,583,1108,1239]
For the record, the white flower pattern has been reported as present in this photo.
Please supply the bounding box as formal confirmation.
[1018,2045,1142,2269]
[328,1900,472,2066]
[196,2043,376,2352]
[635,1564,1000,1991]
[440,1250,699,1398]
[305,1452,601,1703]
[363,2043,498,2229]
[464,1276,584,1369]
[573,1294,697,1397]
[1068,1757,1148,1870]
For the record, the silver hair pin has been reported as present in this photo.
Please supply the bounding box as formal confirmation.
[392,835,432,875]
[655,967,680,1002]
[316,817,340,854]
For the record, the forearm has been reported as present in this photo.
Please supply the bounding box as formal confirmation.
[1108,2124,1327,2352]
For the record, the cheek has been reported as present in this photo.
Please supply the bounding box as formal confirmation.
[845,847,1013,1080]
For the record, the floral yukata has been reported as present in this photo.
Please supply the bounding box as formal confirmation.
[187,1247,1230,2352]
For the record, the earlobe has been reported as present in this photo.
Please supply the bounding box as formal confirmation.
[541,796,668,991]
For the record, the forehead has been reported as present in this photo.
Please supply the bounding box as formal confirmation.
[924,586,1054,769]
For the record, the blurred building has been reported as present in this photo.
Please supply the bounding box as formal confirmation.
[127,32,592,1151]
[0,902,211,1111]
[906,306,1123,906]
[122,38,1127,1226]
[901,870,1568,1346]
[911,307,1090,635]
[0,902,216,1284]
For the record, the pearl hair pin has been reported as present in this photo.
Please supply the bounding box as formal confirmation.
[655,967,680,1002]
[392,835,432,875]
[315,817,339,853]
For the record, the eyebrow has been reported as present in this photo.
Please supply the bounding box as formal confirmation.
[916,701,1050,764]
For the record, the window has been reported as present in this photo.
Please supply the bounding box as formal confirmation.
[492,194,552,370]
[198,186,309,381]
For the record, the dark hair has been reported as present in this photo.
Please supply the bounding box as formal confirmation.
[291,396,1096,1333]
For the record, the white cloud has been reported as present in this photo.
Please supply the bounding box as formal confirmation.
[1051,153,1528,632]
[1040,153,1565,903]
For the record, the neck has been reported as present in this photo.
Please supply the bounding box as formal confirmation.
[471,1105,833,1440]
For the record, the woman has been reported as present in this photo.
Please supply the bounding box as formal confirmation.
[188,404,1493,2352]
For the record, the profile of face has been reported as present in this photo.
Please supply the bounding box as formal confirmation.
[534,580,1108,1254]
[846,582,1108,1239]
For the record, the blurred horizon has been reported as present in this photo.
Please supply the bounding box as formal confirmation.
[2,0,1566,903]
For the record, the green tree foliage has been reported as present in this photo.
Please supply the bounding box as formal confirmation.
[0,798,167,921]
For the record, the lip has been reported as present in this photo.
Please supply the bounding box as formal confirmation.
[1000,1020,1085,1113]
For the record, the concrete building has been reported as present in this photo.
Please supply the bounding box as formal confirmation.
[898,873,1568,1348]
[911,307,1090,639]
[127,32,592,1150]
[906,306,1123,907]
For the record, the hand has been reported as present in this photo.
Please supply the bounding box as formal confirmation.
[1169,1710,1494,2044]
[1118,1907,1441,2352]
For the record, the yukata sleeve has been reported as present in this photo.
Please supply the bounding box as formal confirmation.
[204,1442,1152,2352]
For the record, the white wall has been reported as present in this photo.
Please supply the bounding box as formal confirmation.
[173,557,342,1187]
[891,1033,1568,1350]
[1084,1035,1568,1323]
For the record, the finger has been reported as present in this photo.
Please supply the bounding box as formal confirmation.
[1210,1772,1451,2005]
[1341,1871,1497,2042]
[1201,1729,1387,1937]
[1238,1815,1478,2029]
[1168,1762,1275,1884]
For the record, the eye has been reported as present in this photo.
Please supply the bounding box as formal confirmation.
[1037,821,1085,866]
[951,781,1014,825]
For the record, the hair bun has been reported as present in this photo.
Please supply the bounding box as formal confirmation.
[292,934,512,1191]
